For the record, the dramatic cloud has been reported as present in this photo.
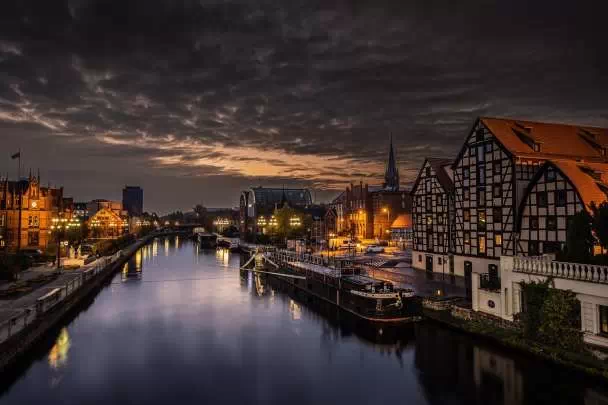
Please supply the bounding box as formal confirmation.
[0,0,606,212]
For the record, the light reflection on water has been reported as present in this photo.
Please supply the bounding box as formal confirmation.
[0,236,606,405]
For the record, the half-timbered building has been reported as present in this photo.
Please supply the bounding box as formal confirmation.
[411,158,455,274]
[519,160,608,256]
[452,117,608,282]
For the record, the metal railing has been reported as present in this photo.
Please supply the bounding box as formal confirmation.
[479,273,501,291]
[513,257,608,284]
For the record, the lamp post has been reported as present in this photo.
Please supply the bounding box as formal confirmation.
[51,217,68,270]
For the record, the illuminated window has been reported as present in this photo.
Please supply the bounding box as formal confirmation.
[478,210,486,230]
[427,216,433,225]
[600,306,608,336]
[464,209,470,222]
[495,233,502,246]
[478,236,486,254]
[464,231,470,245]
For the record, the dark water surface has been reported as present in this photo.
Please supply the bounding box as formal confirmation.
[1,236,606,405]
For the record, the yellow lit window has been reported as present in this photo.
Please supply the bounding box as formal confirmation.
[479,236,486,254]
[495,233,502,246]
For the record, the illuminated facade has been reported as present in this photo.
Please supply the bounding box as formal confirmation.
[0,173,64,252]
[88,207,128,239]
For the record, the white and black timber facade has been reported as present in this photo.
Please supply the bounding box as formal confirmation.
[410,117,608,287]
[411,158,455,274]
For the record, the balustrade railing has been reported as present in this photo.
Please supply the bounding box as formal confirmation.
[513,256,608,284]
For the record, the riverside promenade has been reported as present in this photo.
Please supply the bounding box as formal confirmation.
[0,232,162,372]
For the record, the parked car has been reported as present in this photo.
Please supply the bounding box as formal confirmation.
[365,245,384,253]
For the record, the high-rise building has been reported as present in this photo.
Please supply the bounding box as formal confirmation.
[122,186,144,217]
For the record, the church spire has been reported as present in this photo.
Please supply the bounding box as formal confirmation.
[383,134,400,191]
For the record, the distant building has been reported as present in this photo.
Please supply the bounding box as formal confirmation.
[0,173,64,252]
[87,199,124,217]
[122,186,144,217]
[330,137,412,240]
[88,208,128,239]
[239,187,313,238]
[73,202,89,220]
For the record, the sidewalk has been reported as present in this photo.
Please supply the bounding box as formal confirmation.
[0,263,60,292]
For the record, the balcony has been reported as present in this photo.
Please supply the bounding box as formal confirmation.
[513,257,608,285]
[479,273,501,291]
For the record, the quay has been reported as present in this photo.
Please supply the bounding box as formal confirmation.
[0,231,178,372]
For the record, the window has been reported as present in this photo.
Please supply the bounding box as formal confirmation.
[493,184,501,198]
[485,143,493,153]
[544,241,561,253]
[493,207,502,224]
[438,257,443,265]
[529,241,539,255]
[547,216,557,231]
[28,215,33,227]
[493,161,501,176]
[438,234,444,246]
[478,187,486,206]
[479,236,486,254]
[464,231,470,245]
[0,214,4,227]
[427,216,433,226]
[537,191,548,207]
[28,231,39,246]
[464,209,470,222]
[478,146,485,162]
[495,233,502,246]
[426,166,431,177]
[530,216,539,230]
[426,197,432,211]
[476,128,484,142]
[464,188,470,200]
[478,165,486,185]
[438,215,444,224]
[600,305,608,336]
[545,166,556,181]
[478,210,487,230]
[555,189,567,207]
[463,167,470,179]
[418,255,422,263]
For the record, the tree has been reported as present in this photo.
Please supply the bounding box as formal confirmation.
[591,201,608,251]
[539,288,584,352]
[564,210,594,263]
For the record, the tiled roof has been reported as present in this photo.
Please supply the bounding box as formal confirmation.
[552,160,608,209]
[481,117,608,161]
[391,214,412,229]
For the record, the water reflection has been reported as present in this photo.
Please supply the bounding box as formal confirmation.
[121,249,143,281]
[1,238,607,405]
[47,328,70,369]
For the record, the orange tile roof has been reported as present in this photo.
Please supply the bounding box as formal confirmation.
[390,213,412,229]
[480,117,608,161]
[552,160,608,209]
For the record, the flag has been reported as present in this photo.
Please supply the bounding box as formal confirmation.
[11,152,20,159]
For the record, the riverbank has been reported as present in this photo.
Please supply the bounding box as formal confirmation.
[0,233,162,373]
[422,301,608,381]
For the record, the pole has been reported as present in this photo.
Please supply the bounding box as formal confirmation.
[16,150,22,254]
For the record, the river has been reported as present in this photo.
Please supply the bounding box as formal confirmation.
[0,236,606,405]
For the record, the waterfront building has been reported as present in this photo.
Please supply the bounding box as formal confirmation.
[411,158,455,274]
[471,255,608,349]
[122,186,144,217]
[451,117,608,283]
[0,173,64,252]
[86,199,125,217]
[239,187,313,238]
[389,213,413,248]
[87,207,128,239]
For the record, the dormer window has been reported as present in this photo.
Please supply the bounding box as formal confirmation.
[533,143,541,152]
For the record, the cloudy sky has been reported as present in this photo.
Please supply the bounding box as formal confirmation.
[1,0,606,213]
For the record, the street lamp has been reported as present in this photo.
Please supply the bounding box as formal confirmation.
[50,217,68,270]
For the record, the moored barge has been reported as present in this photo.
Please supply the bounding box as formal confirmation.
[244,249,422,323]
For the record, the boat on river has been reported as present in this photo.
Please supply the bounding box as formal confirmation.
[241,249,422,324]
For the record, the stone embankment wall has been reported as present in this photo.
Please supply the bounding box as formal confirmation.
[0,234,156,372]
